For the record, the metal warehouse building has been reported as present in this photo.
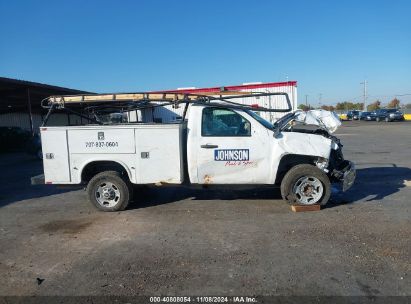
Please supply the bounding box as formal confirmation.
[0,77,89,134]
[144,81,297,124]
[1,78,297,131]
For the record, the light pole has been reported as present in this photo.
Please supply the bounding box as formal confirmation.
[360,80,367,111]
[319,93,322,109]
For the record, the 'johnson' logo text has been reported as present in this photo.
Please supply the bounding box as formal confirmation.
[214,149,249,161]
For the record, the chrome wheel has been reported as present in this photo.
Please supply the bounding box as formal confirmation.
[95,182,121,207]
[292,176,323,205]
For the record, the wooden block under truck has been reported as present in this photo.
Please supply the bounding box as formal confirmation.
[32,91,356,211]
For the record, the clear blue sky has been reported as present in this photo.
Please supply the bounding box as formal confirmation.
[1,0,410,106]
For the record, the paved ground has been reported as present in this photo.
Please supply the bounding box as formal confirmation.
[0,121,410,297]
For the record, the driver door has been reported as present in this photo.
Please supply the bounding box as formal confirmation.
[196,107,270,184]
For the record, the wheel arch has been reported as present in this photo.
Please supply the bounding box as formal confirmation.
[274,154,320,185]
[81,160,132,184]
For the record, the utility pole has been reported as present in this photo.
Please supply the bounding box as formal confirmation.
[27,88,34,137]
[360,80,367,111]
[305,95,308,107]
[318,93,322,108]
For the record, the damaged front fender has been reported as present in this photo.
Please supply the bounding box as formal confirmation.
[277,132,333,160]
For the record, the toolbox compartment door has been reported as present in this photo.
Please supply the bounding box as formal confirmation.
[135,125,183,184]
[41,129,71,183]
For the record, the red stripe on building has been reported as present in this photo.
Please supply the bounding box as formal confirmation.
[154,81,297,93]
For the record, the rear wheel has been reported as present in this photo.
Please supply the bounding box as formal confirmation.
[280,164,331,206]
[87,171,131,211]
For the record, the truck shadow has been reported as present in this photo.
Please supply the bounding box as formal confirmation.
[0,153,77,208]
[2,152,409,210]
[131,185,282,209]
[327,166,411,208]
[131,166,411,209]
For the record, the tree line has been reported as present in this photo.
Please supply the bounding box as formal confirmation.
[298,98,410,112]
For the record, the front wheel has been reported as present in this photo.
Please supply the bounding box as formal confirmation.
[87,171,131,211]
[280,164,331,206]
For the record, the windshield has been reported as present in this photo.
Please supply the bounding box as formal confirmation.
[245,110,274,130]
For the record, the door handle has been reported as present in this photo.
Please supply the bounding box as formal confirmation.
[201,144,219,149]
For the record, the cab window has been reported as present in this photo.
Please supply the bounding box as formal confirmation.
[202,108,251,137]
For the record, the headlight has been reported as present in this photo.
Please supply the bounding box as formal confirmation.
[390,113,395,117]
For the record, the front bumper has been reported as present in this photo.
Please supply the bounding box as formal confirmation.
[341,161,356,191]
[330,160,356,192]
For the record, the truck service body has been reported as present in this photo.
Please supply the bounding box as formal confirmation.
[35,91,356,211]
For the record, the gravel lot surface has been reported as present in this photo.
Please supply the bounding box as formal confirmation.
[0,121,410,297]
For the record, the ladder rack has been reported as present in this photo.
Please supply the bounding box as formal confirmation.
[41,91,293,126]
[42,91,249,108]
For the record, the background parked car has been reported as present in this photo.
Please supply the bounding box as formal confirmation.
[0,127,42,159]
[375,109,404,122]
[26,133,43,159]
[347,110,360,120]
[0,127,31,153]
[360,111,376,121]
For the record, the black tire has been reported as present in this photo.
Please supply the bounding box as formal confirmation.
[385,117,390,122]
[376,117,380,122]
[280,164,331,206]
[87,171,131,211]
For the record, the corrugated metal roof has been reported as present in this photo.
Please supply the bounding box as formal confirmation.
[0,77,91,113]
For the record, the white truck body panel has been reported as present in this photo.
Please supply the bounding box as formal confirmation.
[41,129,71,183]
[134,125,183,184]
[41,124,183,185]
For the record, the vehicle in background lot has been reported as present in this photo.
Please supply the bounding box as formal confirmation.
[360,111,376,121]
[33,92,356,211]
[0,127,42,158]
[26,134,43,159]
[346,110,360,120]
[338,113,348,121]
[375,109,404,122]
[0,127,31,153]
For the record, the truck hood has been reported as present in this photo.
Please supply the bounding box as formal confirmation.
[294,110,342,134]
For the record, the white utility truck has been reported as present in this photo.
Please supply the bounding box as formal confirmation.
[33,91,355,211]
